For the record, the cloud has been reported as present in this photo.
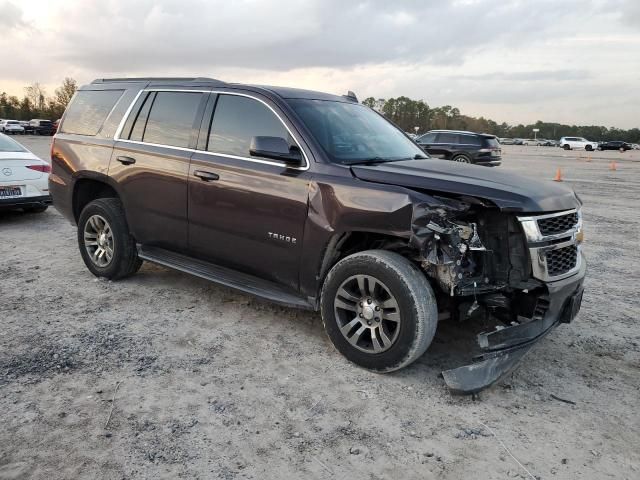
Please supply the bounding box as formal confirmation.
[1,0,639,128]
[0,1,26,30]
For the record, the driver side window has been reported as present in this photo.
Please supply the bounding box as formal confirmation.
[208,94,294,158]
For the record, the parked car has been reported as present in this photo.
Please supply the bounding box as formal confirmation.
[415,130,501,166]
[0,133,51,212]
[29,119,55,136]
[597,141,632,151]
[0,120,25,135]
[50,77,586,393]
[513,138,525,145]
[631,144,640,150]
[498,137,515,145]
[559,137,598,151]
[522,138,543,146]
[541,139,558,147]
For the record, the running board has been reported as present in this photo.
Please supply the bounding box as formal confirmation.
[137,245,314,310]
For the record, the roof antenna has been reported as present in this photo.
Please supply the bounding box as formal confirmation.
[344,90,358,102]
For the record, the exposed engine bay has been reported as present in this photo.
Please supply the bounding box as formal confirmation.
[410,196,544,320]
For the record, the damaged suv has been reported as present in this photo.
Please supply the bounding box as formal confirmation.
[50,78,586,393]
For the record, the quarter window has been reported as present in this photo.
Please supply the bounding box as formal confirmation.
[459,135,482,146]
[60,90,124,136]
[133,91,203,148]
[208,94,291,157]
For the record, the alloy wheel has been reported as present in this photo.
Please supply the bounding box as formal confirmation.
[83,214,114,267]
[333,274,401,353]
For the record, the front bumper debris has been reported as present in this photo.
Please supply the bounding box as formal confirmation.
[442,254,586,394]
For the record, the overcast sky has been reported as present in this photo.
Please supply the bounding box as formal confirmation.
[1,0,639,128]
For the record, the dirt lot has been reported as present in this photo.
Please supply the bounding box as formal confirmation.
[1,137,639,479]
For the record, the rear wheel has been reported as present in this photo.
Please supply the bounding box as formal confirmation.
[321,250,437,372]
[452,154,471,163]
[77,198,142,280]
[563,144,571,150]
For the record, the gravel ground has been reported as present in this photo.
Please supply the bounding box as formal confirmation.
[1,137,639,479]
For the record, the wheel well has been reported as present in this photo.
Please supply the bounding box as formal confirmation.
[318,231,410,286]
[73,179,118,222]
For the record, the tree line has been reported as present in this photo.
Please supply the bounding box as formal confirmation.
[2,80,637,142]
[363,96,640,143]
[0,78,78,122]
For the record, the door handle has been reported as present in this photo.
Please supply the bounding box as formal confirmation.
[194,170,219,182]
[116,156,136,165]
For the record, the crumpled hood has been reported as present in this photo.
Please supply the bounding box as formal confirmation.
[350,159,580,212]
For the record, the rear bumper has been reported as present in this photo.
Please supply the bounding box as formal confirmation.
[0,194,52,209]
[442,253,586,394]
[475,158,502,167]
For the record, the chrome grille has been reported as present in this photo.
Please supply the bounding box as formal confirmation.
[545,244,578,277]
[517,209,582,281]
[538,212,578,236]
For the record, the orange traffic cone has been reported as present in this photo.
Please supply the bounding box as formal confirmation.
[609,161,617,171]
[586,155,592,162]
[553,168,563,182]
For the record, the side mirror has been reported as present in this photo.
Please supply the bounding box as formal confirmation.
[249,136,303,166]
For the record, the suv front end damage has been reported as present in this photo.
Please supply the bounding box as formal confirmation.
[410,200,586,394]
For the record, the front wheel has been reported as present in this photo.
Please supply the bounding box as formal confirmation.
[77,198,142,280]
[585,145,593,151]
[321,250,438,372]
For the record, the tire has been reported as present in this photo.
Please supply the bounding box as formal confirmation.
[585,145,593,151]
[77,198,142,280]
[320,250,438,372]
[563,144,571,150]
[452,154,471,163]
[23,205,48,213]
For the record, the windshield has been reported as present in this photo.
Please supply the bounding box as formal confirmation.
[0,134,27,152]
[288,99,427,164]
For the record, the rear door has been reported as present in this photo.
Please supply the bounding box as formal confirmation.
[109,89,208,251]
[187,91,311,290]
[434,132,459,159]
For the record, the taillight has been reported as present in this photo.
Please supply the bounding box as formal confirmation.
[26,164,51,173]
[50,137,56,163]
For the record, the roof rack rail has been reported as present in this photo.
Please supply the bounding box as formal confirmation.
[91,77,227,85]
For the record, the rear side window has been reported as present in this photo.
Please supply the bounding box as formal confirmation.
[61,90,124,136]
[137,92,204,148]
[437,132,459,144]
[208,94,291,157]
[460,134,482,146]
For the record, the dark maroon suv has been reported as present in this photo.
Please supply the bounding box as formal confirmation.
[49,77,586,393]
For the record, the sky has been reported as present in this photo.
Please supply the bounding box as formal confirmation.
[1,0,639,128]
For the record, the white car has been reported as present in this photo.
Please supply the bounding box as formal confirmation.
[0,133,51,213]
[0,120,25,135]
[559,136,599,151]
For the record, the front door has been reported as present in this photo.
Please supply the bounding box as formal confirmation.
[188,92,311,290]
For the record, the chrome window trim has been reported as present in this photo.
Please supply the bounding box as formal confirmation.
[113,88,310,171]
